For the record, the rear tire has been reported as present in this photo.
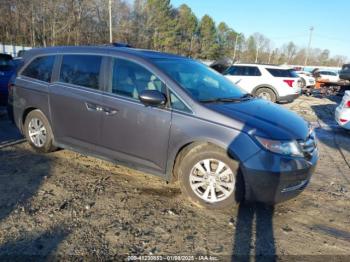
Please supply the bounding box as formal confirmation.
[24,110,57,153]
[255,88,277,103]
[177,144,244,209]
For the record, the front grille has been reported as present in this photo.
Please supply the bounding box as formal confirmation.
[299,129,317,160]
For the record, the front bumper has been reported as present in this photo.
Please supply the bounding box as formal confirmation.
[241,148,318,204]
[278,93,300,102]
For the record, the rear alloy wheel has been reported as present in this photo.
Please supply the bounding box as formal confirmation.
[24,110,57,153]
[255,88,276,102]
[28,118,47,147]
[177,144,244,209]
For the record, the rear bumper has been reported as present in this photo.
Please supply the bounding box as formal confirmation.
[241,148,318,204]
[335,106,350,130]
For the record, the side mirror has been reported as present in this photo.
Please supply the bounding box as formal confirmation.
[139,90,167,106]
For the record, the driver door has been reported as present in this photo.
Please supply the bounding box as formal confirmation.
[99,57,172,173]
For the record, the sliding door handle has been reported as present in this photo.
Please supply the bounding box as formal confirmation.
[103,108,118,116]
[86,102,103,112]
[86,102,98,111]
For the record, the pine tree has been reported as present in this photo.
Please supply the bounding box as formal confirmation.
[175,4,198,57]
[198,15,220,60]
[145,0,176,52]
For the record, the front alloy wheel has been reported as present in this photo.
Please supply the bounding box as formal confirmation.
[177,144,244,209]
[189,159,235,203]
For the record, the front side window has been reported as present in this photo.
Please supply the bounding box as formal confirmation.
[22,55,55,82]
[247,66,261,76]
[153,59,246,102]
[110,58,167,100]
[170,91,191,113]
[223,66,238,76]
[224,66,260,76]
[60,55,102,89]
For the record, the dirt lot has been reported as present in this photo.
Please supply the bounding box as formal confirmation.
[0,95,349,260]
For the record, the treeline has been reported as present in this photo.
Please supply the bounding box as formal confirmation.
[0,0,347,66]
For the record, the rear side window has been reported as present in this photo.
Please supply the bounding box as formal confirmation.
[266,68,298,78]
[60,55,102,89]
[22,56,55,82]
[224,66,261,76]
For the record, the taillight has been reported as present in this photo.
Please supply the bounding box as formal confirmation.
[8,83,14,96]
[283,80,295,87]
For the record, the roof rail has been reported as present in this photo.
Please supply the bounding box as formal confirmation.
[235,62,280,66]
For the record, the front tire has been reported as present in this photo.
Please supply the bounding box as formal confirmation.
[177,144,244,209]
[255,88,277,103]
[24,110,57,153]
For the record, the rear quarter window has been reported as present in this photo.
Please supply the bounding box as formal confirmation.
[266,68,298,78]
[21,55,55,82]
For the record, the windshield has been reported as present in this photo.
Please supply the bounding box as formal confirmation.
[152,58,247,102]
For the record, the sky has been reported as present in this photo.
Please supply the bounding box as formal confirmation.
[170,0,349,58]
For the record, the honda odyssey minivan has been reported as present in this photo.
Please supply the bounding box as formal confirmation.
[9,46,318,209]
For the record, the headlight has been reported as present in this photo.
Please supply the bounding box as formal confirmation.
[255,136,303,157]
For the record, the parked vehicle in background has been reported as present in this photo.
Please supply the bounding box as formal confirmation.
[223,64,302,103]
[314,70,340,83]
[16,50,24,58]
[296,71,316,87]
[296,71,316,95]
[0,53,16,105]
[9,46,318,209]
[209,58,234,74]
[335,91,350,130]
[339,64,350,81]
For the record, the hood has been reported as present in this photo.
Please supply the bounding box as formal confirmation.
[206,98,309,141]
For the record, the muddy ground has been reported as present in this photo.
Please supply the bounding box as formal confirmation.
[0,95,349,260]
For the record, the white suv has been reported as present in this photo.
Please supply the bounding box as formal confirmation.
[223,64,302,103]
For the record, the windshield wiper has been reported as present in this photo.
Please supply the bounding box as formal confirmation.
[200,97,243,103]
[200,94,254,104]
[240,93,254,99]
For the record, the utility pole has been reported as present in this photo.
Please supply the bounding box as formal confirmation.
[108,0,113,43]
[233,34,240,61]
[304,26,314,66]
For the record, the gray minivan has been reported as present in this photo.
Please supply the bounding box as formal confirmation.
[9,46,318,209]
